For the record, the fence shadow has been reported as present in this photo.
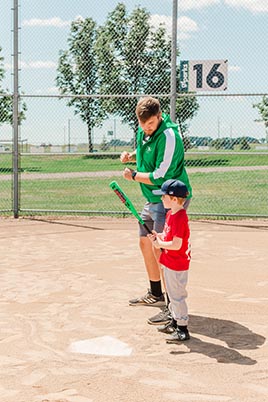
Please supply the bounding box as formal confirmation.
[26,217,105,231]
[0,167,42,173]
[185,158,229,167]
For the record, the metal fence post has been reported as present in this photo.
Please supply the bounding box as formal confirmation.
[12,0,19,218]
[170,0,178,122]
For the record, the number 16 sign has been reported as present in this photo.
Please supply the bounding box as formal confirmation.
[179,59,228,92]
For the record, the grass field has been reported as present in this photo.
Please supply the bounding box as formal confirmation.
[0,152,268,175]
[1,153,267,217]
[15,170,268,216]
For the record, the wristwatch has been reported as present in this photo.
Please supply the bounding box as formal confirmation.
[131,171,137,181]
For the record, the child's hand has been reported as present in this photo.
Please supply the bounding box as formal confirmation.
[147,233,155,242]
[147,231,161,249]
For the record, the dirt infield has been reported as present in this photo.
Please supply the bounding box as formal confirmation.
[0,216,268,402]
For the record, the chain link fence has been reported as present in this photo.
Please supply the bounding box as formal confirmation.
[0,93,13,213]
[0,1,268,218]
[12,93,266,218]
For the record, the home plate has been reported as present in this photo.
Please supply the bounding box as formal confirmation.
[69,336,132,356]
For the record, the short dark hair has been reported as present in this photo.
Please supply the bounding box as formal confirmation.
[136,97,161,122]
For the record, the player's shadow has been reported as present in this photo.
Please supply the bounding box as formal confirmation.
[170,314,266,365]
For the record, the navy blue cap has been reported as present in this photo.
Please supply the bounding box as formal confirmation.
[153,179,189,198]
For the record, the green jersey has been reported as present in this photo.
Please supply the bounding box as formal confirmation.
[136,113,192,203]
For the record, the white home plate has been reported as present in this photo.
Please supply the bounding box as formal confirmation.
[69,336,132,356]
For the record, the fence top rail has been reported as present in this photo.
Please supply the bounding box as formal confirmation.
[21,151,268,156]
[19,92,268,99]
[20,93,171,99]
[186,151,268,155]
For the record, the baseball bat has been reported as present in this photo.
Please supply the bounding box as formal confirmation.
[109,181,152,234]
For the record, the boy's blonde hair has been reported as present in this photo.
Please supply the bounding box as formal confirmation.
[169,195,186,206]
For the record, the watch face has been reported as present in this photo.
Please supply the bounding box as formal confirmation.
[132,171,137,180]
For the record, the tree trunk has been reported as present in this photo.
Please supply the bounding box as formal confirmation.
[133,120,139,150]
[87,124,93,153]
[177,116,185,140]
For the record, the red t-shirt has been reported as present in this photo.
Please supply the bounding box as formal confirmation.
[159,209,191,271]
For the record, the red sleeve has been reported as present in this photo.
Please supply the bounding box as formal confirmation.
[171,210,188,239]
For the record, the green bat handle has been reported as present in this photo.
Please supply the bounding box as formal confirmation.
[109,181,152,234]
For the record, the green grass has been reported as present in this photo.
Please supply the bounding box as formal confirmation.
[185,153,268,167]
[189,170,268,216]
[19,176,141,212]
[0,152,268,175]
[13,170,268,217]
[0,154,125,174]
[1,153,267,217]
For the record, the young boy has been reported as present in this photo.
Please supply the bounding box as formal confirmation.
[147,179,191,342]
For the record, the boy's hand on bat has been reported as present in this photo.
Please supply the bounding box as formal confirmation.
[147,230,161,249]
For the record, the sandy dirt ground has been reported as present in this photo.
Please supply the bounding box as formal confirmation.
[0,216,268,402]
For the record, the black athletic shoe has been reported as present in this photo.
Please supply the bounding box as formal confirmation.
[147,306,172,325]
[166,328,190,343]
[157,321,176,334]
[129,290,165,307]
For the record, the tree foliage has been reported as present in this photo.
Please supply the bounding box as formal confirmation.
[254,96,268,127]
[239,137,250,150]
[95,4,150,136]
[56,18,106,152]
[0,47,27,126]
[253,96,268,143]
[95,3,199,144]
[57,4,199,150]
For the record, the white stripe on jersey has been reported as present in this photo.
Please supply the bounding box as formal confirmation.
[153,128,176,180]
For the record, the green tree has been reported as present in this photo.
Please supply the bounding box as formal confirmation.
[0,47,27,126]
[182,135,192,151]
[253,96,268,144]
[211,138,222,150]
[95,4,149,138]
[239,137,250,150]
[95,3,199,148]
[56,18,106,152]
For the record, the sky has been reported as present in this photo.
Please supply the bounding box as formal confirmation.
[1,0,268,145]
